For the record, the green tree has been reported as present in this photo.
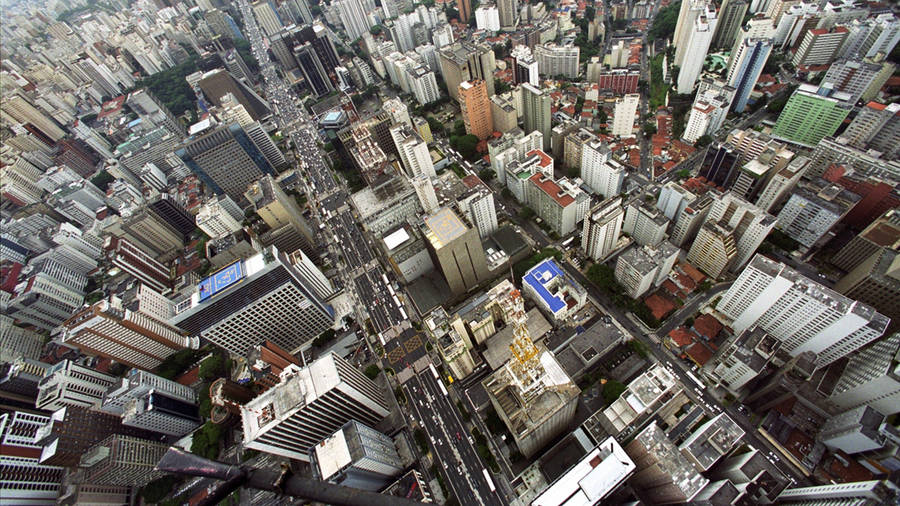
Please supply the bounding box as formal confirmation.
[198,353,225,382]
[585,5,595,21]
[695,135,713,148]
[364,364,381,379]
[91,170,114,191]
[602,380,627,405]
[478,168,495,181]
[453,119,466,137]
[456,134,480,161]
[140,475,180,504]
[191,422,224,460]
[648,1,681,42]
[369,25,382,35]
[494,78,511,95]
[414,428,429,453]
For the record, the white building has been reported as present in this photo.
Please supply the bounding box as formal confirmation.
[391,124,435,178]
[623,199,670,247]
[716,254,890,367]
[333,0,374,40]
[657,181,698,221]
[241,353,390,461]
[475,5,500,31]
[775,181,859,249]
[828,333,900,415]
[252,0,284,37]
[407,65,441,105]
[522,258,587,323]
[614,242,679,298]
[7,258,86,332]
[704,192,776,271]
[582,197,625,261]
[532,437,636,506]
[776,480,895,504]
[526,174,591,236]
[819,406,892,455]
[581,140,624,198]
[0,315,43,364]
[535,43,580,78]
[36,360,117,412]
[458,187,498,238]
[311,420,404,491]
[196,199,244,238]
[611,94,640,137]
[683,83,734,143]
[411,176,440,215]
[677,4,718,94]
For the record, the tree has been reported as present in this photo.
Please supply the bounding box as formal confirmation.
[91,170,114,191]
[586,263,623,295]
[494,78,511,95]
[567,165,580,179]
[695,135,713,148]
[602,380,627,405]
[199,353,225,382]
[191,422,224,460]
[364,364,381,379]
[427,116,444,134]
[453,119,466,137]
[140,476,180,504]
[414,428,429,453]
[478,168,495,181]
[648,1,681,42]
[642,122,658,136]
[369,25,382,35]
[457,134,480,161]
[585,5,595,21]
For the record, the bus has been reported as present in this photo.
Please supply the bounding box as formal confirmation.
[429,363,439,379]
[560,236,575,248]
[482,469,496,493]
[438,381,448,396]
[685,370,704,389]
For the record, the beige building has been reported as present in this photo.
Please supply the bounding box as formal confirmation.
[424,307,477,380]
[421,207,489,296]
[246,174,317,258]
[490,94,518,133]
[687,221,738,278]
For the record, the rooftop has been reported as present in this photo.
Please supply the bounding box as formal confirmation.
[529,173,575,207]
[631,423,709,500]
[679,413,745,471]
[523,259,568,314]
[422,207,469,248]
[532,437,636,506]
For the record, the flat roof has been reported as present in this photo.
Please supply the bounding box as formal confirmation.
[523,258,566,313]
[314,427,352,480]
[383,227,411,250]
[197,260,245,302]
[423,207,468,248]
[532,437,635,506]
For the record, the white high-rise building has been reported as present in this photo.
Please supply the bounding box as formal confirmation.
[582,197,624,261]
[828,333,900,415]
[683,82,734,143]
[459,187,498,239]
[311,420,404,491]
[411,176,440,214]
[475,5,500,32]
[100,369,200,436]
[252,1,284,37]
[383,98,411,128]
[716,254,890,367]
[581,141,625,198]
[7,258,86,332]
[241,353,390,461]
[677,4,718,94]
[623,199,670,247]
[703,192,776,271]
[657,181,698,221]
[776,480,895,504]
[196,199,244,238]
[334,0,374,40]
[391,124,435,178]
[408,66,441,106]
[534,43,580,79]
[36,360,118,412]
[611,94,640,137]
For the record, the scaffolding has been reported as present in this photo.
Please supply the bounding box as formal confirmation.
[493,283,546,400]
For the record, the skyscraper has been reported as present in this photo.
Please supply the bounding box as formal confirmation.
[611,93,639,137]
[241,353,389,461]
[726,22,774,113]
[717,254,890,367]
[458,186,498,239]
[677,4,718,94]
[581,140,625,197]
[791,26,848,67]
[459,80,494,141]
[511,45,539,86]
[80,435,169,486]
[176,123,276,202]
[498,0,519,31]
[522,83,552,151]
[827,333,900,415]
[7,258,86,332]
[834,248,900,334]
[310,420,404,491]
[197,69,271,121]
[439,42,496,100]
[700,192,776,271]
[582,197,625,261]
[36,360,117,412]
[711,0,748,49]
[839,101,900,157]
[457,0,471,23]
[170,246,335,356]
[0,411,64,505]
[771,84,852,147]
[295,42,335,97]
[252,1,285,37]
[390,124,436,178]
[687,222,738,278]
[420,207,490,295]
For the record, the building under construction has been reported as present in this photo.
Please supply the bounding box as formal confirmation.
[481,280,580,458]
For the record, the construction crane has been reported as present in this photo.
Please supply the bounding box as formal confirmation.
[491,282,546,399]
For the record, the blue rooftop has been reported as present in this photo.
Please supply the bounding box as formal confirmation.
[523,258,566,314]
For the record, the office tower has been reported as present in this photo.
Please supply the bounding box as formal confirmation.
[726,28,773,112]
[582,197,625,261]
[828,333,900,415]
[792,26,848,67]
[0,411,64,505]
[196,198,244,238]
[680,414,745,472]
[687,222,738,278]
[459,80,494,141]
[726,127,786,162]
[36,360,117,412]
[482,281,579,457]
[106,206,186,259]
[176,123,275,202]
[657,181,698,221]
[677,4,717,94]
[712,0,749,49]
[776,480,896,505]
[7,259,85,332]
[457,0,471,22]
[624,423,709,504]
[491,94,518,133]
[61,294,196,372]
[79,434,168,487]
[701,192,776,271]
[771,84,852,147]
[390,124,435,179]
[717,254,890,367]
[522,83,552,151]
[1,94,66,141]
[310,420,403,491]
[623,199,669,247]
[832,209,900,273]
[526,174,590,236]
[205,9,245,40]
[611,93,639,137]
[246,175,317,258]
[408,66,441,106]
[126,88,186,138]
[252,0,284,36]
[103,236,172,294]
[834,249,900,333]
[198,69,271,121]
[822,59,886,105]
[101,369,195,414]
[420,207,490,295]
[615,242,679,298]
[241,353,390,461]
[534,43,579,78]
[840,101,900,157]
[383,98,411,127]
[148,194,196,240]
[439,42,496,100]
[497,0,519,30]
[295,43,335,97]
[581,141,624,198]
[776,179,860,249]
[412,176,440,215]
[819,405,891,455]
[1,164,44,206]
[755,155,808,213]
[0,315,43,364]
[511,45,539,86]
[171,246,334,356]
[458,186,498,238]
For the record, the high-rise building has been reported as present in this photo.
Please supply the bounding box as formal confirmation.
[475,5,500,31]
[7,258,85,332]
[593,68,640,94]
[534,43,580,78]
[522,83,552,151]
[776,179,860,249]
[726,22,773,113]
[295,43,335,97]
[611,93,639,137]
[439,42,496,101]
[1,94,66,141]
[700,192,777,271]
[687,222,738,278]
[624,423,709,504]
[717,254,890,367]
[176,123,276,202]
[420,207,490,295]
[196,199,244,238]
[683,86,734,142]
[390,124,435,178]
[246,175,317,258]
[148,194,196,241]
[170,246,335,356]
[834,248,900,334]
[0,411,64,505]
[827,333,900,415]
[197,69,271,121]
[615,242,679,298]
[831,209,900,273]
[0,315,43,364]
[491,94,519,133]
[458,186,498,238]
[526,174,591,236]
[819,406,892,455]
[771,84,852,147]
[822,59,888,105]
[411,176,440,215]
[840,101,900,157]
[532,437,636,506]
[755,155,809,213]
[498,0,519,30]
[241,353,390,461]
[776,480,896,505]
[712,0,749,49]
[623,198,669,247]
[457,0,471,22]
[252,1,285,37]
[126,88,186,138]
[459,80,494,140]
[61,294,197,371]
[582,197,625,261]
[677,4,717,94]
[310,420,404,491]
[511,45,539,86]
[791,26,849,67]
[36,360,118,412]
[80,434,169,486]
[103,236,172,294]
[581,140,625,198]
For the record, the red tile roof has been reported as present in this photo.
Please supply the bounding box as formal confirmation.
[679,262,706,283]
[645,293,676,320]
[529,173,574,207]
[526,149,553,168]
[668,327,694,347]
[693,314,723,339]
[686,343,713,365]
